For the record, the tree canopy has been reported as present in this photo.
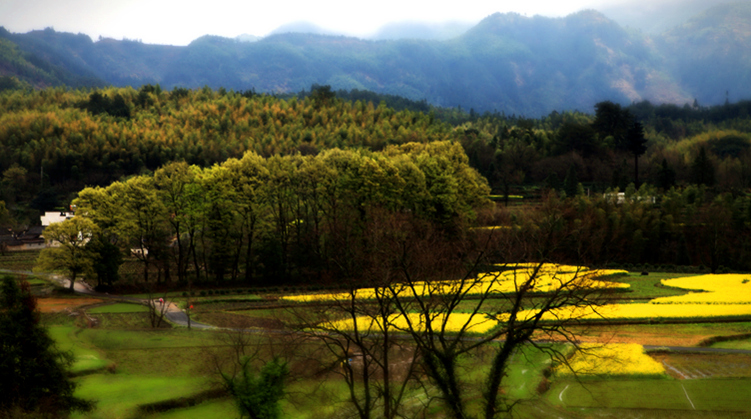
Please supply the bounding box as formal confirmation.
[0,276,94,417]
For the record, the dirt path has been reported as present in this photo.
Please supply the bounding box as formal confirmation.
[2,269,215,330]
[644,345,751,354]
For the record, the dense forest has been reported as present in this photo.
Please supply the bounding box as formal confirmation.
[2,85,751,285]
[2,85,751,218]
[72,142,489,287]
[1,3,750,115]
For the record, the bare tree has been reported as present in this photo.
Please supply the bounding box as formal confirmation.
[146,292,169,328]
[294,207,613,419]
[204,329,291,419]
[294,286,421,419]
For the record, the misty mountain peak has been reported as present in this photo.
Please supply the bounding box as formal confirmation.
[269,21,338,36]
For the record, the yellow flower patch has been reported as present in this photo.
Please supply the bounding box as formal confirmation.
[526,301,751,321]
[555,343,665,376]
[652,274,751,304]
[325,312,498,334]
[281,264,629,303]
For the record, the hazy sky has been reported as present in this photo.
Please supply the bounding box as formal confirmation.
[1,0,667,46]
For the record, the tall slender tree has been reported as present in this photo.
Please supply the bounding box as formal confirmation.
[35,217,98,291]
[625,120,648,186]
[0,276,94,416]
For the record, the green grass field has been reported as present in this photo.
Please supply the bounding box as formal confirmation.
[0,250,41,271]
[87,303,149,313]
[48,326,112,374]
[547,378,751,413]
[140,398,237,419]
[609,272,699,300]
[30,270,751,418]
[712,338,751,350]
[72,374,209,419]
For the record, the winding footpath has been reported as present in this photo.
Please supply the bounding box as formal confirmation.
[7,268,751,351]
[1,269,214,330]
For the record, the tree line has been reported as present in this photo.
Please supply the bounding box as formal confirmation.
[65,142,489,288]
[476,183,751,273]
[2,85,751,227]
[0,85,452,225]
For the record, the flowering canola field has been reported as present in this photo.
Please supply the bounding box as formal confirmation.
[295,264,628,333]
[652,274,751,304]
[555,343,666,377]
[282,264,628,303]
[324,312,498,334]
[295,267,751,333]
[528,273,751,321]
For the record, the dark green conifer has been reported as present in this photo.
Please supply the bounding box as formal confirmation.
[0,276,93,417]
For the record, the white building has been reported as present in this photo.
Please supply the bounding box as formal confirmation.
[40,211,74,227]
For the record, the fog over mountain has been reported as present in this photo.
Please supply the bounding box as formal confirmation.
[1,3,750,116]
[596,0,743,33]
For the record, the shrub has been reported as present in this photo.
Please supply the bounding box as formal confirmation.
[536,377,550,394]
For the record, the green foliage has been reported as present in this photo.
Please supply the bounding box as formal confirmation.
[222,357,288,419]
[87,235,123,289]
[0,200,12,229]
[81,91,131,119]
[0,276,93,416]
[563,165,579,198]
[72,141,489,285]
[656,158,676,190]
[34,217,98,290]
[691,147,715,186]
[0,86,456,208]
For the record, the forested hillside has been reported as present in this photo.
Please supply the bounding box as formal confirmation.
[657,3,751,105]
[0,86,454,224]
[3,4,750,115]
[72,142,490,286]
[0,27,105,90]
[2,85,751,225]
[2,85,751,284]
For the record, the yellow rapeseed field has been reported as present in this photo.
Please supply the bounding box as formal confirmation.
[527,302,751,321]
[516,273,751,322]
[287,268,751,326]
[555,343,666,377]
[651,274,751,304]
[281,263,629,303]
[324,312,498,334]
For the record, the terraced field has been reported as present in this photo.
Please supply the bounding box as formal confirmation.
[11,266,751,418]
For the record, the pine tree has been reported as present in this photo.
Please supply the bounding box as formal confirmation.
[691,147,715,186]
[656,158,676,190]
[0,276,93,417]
[563,165,579,198]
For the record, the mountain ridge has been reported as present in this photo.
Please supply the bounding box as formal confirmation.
[0,5,748,116]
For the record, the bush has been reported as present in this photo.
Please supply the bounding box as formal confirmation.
[536,377,550,394]
[0,276,94,415]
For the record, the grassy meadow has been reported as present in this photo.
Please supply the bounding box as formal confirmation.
[10,266,751,418]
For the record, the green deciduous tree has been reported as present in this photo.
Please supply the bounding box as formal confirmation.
[222,357,288,419]
[625,121,648,186]
[87,234,122,290]
[0,276,94,417]
[35,217,98,291]
[691,146,716,186]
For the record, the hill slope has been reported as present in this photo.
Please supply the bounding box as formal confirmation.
[657,2,751,105]
[1,5,749,115]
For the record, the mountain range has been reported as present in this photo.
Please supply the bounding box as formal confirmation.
[1,2,750,116]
